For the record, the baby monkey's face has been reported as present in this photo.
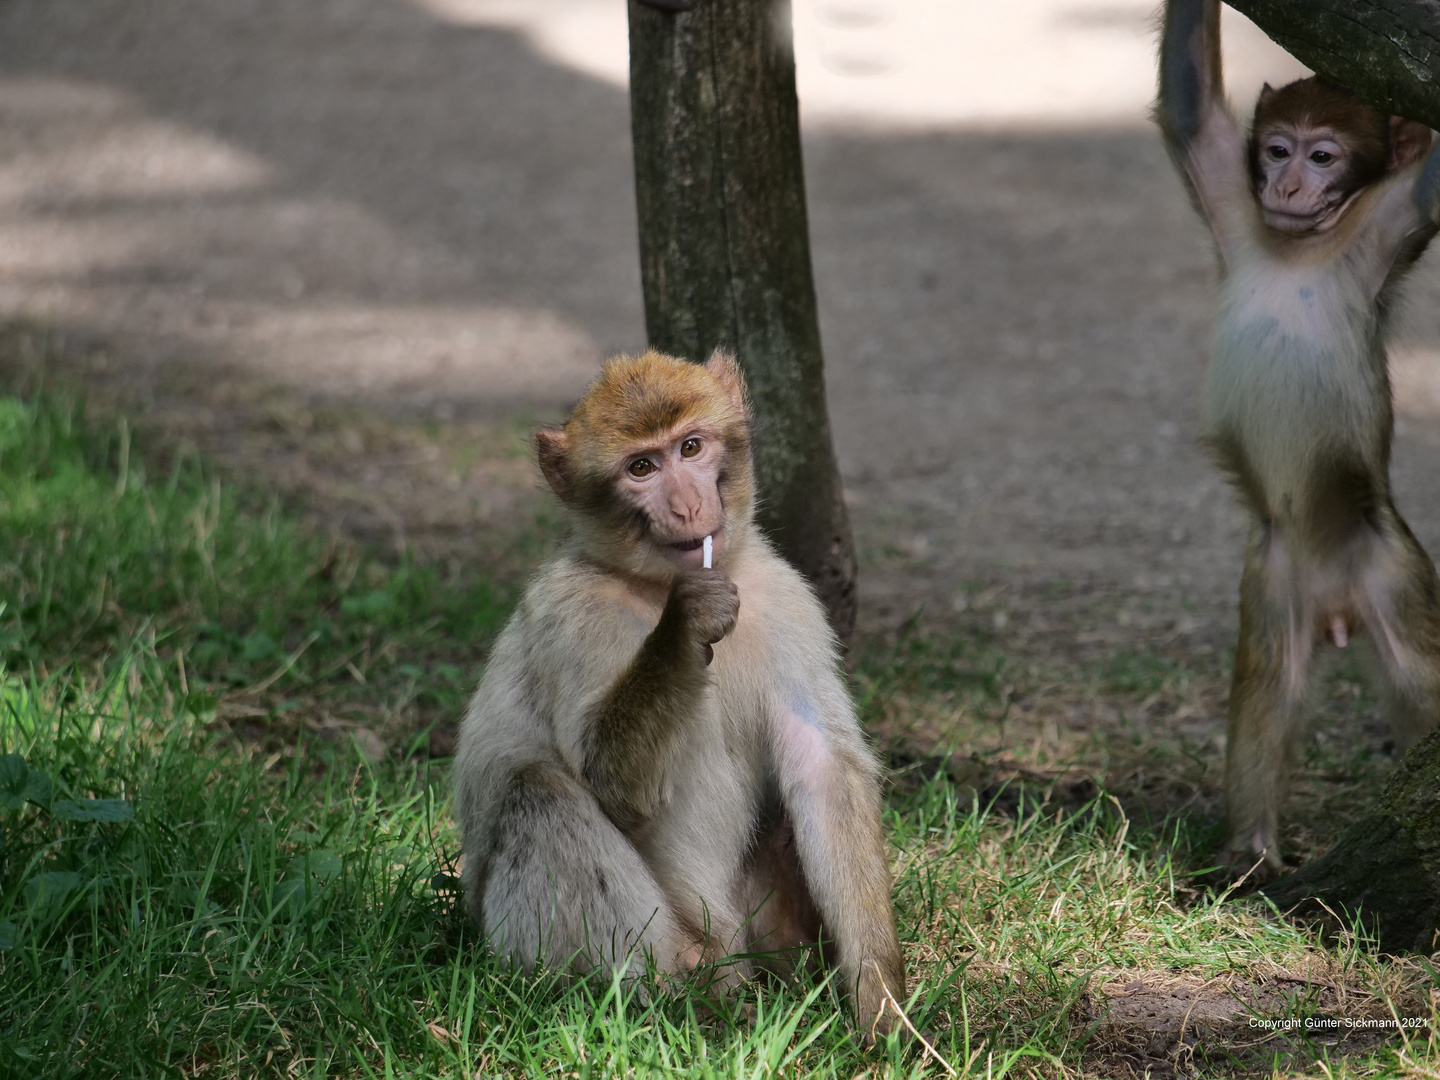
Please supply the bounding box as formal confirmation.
[1254,121,1360,233]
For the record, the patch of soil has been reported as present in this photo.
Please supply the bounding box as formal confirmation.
[1077,971,1411,1078]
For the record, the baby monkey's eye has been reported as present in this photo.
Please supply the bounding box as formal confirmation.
[1268,145,1290,160]
[680,437,703,458]
[1310,150,1333,164]
[628,458,656,478]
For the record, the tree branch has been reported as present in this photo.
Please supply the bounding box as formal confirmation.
[1225,0,1440,128]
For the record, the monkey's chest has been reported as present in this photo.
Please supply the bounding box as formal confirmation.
[1209,272,1382,424]
[1205,287,1388,514]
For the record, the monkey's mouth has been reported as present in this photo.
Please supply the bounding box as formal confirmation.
[1262,189,1361,234]
[668,537,706,552]
[1263,208,1334,233]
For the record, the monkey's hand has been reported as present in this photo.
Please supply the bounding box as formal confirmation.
[663,569,739,661]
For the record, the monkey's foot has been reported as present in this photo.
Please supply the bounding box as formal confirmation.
[1216,842,1287,887]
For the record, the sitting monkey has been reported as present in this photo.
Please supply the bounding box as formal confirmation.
[454,350,905,1034]
[1156,0,1440,875]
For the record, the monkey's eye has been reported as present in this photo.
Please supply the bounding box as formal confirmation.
[1310,150,1333,164]
[1267,145,1289,160]
[680,437,703,458]
[628,458,656,478]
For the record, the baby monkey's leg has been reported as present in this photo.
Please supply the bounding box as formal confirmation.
[1224,531,1314,877]
[1361,514,1440,749]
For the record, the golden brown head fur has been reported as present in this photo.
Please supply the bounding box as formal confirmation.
[565,350,748,474]
[535,349,756,578]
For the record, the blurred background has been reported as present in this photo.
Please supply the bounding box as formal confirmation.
[3,0,1440,758]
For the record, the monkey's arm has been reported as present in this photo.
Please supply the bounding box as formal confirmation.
[576,570,736,831]
[1156,0,1249,260]
[1416,140,1440,225]
[1361,137,1440,281]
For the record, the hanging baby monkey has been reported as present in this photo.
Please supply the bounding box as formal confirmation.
[1156,0,1440,878]
[454,350,905,1033]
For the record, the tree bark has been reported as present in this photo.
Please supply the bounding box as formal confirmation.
[1263,728,1440,953]
[1224,0,1440,129]
[627,0,857,646]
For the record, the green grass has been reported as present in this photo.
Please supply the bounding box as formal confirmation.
[0,394,508,731]
[2,393,1438,1078]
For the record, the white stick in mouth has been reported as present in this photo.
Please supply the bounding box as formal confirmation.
[703,535,713,569]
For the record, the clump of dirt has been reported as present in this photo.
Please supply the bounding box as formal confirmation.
[1077,970,1420,1078]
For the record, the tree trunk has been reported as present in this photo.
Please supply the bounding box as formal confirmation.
[627,0,857,646]
[1220,0,1440,954]
[1225,0,1440,129]
[1263,729,1440,953]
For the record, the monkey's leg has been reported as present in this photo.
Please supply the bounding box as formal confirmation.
[1363,514,1440,747]
[736,813,823,975]
[1224,532,1314,877]
[480,762,695,979]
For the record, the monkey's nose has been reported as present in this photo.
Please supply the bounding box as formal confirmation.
[670,489,705,519]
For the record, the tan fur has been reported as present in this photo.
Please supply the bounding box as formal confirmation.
[1158,0,1440,878]
[454,349,905,1033]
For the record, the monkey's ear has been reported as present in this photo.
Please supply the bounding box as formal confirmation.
[535,427,572,502]
[704,348,748,415]
[1389,116,1433,170]
[1257,82,1275,105]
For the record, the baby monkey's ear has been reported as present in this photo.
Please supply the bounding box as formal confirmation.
[1389,117,1433,171]
[704,348,748,416]
[535,427,572,502]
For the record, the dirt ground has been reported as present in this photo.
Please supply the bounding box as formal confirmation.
[6,0,1440,758]
[4,0,1440,1067]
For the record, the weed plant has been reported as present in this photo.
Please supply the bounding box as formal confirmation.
[1,395,1436,1078]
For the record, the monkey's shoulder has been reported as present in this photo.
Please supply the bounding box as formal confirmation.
[710,544,853,709]
[465,557,655,704]
[727,541,838,643]
[515,555,661,638]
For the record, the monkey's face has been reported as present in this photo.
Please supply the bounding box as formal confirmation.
[1247,78,1394,237]
[536,349,755,580]
[613,423,732,569]
[1253,122,1362,234]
